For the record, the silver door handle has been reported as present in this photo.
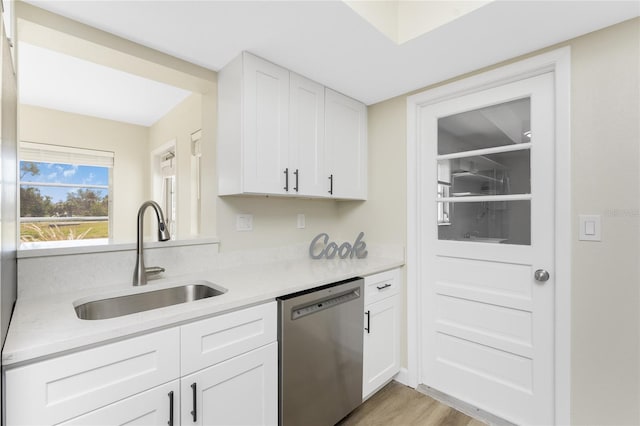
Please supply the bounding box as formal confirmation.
[534,269,550,282]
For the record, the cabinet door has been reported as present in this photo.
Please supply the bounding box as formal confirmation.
[5,327,180,425]
[363,295,401,399]
[181,342,278,426]
[59,381,179,426]
[325,88,367,200]
[289,72,326,197]
[242,53,290,194]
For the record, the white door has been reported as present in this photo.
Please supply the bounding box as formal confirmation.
[181,342,278,426]
[290,72,326,197]
[325,88,367,199]
[420,73,555,425]
[243,53,290,194]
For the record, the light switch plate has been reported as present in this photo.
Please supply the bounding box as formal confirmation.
[297,214,305,229]
[579,214,601,241]
[236,214,253,231]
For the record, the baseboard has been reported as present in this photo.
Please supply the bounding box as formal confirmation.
[415,385,516,426]
[393,367,412,387]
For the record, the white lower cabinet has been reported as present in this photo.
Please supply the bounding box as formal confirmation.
[181,342,278,426]
[59,381,180,426]
[363,268,401,399]
[5,301,277,426]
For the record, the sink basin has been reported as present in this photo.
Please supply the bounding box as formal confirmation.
[74,281,226,320]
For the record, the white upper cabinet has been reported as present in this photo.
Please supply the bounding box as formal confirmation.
[218,52,367,200]
[289,72,325,197]
[325,88,368,200]
[218,52,290,196]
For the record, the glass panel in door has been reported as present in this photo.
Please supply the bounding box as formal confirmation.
[437,97,532,245]
[437,98,531,155]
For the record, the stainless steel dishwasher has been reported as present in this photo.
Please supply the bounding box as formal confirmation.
[278,277,364,426]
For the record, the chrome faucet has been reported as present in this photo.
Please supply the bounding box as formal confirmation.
[133,200,171,286]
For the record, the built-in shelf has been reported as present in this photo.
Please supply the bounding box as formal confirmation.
[451,192,484,197]
[451,171,502,183]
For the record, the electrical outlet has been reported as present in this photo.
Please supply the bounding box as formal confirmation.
[297,214,305,229]
[236,214,253,231]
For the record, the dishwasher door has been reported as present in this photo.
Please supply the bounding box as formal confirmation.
[278,278,364,426]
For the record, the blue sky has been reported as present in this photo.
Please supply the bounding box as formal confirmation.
[20,161,109,203]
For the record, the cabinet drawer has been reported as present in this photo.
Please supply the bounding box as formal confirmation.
[5,327,180,426]
[181,301,277,376]
[364,268,401,305]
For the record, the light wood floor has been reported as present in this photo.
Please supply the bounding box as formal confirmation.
[338,381,486,426]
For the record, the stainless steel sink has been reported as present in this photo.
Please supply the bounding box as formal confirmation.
[74,281,226,320]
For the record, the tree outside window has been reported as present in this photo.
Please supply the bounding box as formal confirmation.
[19,142,113,248]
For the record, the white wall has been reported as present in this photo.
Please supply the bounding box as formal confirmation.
[338,17,640,426]
[19,105,149,244]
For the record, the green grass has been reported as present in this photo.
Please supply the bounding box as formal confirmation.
[20,221,109,242]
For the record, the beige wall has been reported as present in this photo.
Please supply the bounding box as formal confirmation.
[338,17,639,426]
[19,105,149,243]
[570,18,640,425]
[215,196,341,252]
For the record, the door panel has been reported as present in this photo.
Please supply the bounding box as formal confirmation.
[421,73,554,425]
[59,381,179,426]
[181,342,277,426]
[290,72,326,197]
[325,88,367,199]
[243,53,289,194]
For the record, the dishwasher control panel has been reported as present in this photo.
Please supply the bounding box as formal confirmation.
[291,288,360,320]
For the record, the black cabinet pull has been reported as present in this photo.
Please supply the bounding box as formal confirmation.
[283,168,289,192]
[167,391,174,426]
[293,169,299,192]
[328,174,333,195]
[191,382,197,422]
[365,310,370,334]
[376,283,392,291]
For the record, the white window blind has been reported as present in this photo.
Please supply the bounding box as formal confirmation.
[20,141,114,168]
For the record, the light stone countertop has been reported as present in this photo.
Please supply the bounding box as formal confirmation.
[2,256,403,366]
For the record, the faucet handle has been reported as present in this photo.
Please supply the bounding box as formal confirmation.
[145,266,165,277]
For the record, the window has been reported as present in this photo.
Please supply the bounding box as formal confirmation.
[19,142,114,249]
[151,141,177,241]
[160,150,176,240]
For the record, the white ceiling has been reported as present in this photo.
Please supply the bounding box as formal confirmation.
[19,0,640,124]
[19,42,192,126]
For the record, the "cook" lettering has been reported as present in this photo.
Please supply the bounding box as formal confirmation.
[309,232,368,259]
